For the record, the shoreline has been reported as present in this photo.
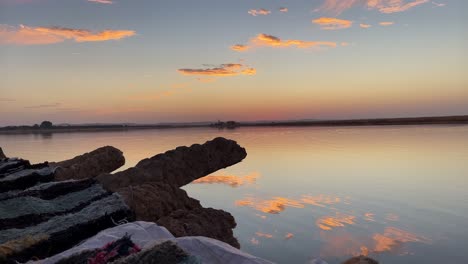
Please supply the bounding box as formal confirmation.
[1,115,467,134]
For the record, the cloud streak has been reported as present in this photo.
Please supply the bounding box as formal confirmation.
[379,21,395,26]
[178,63,256,77]
[317,0,429,14]
[230,44,250,52]
[231,34,338,53]
[252,33,337,49]
[312,17,353,30]
[248,9,271,16]
[0,24,135,45]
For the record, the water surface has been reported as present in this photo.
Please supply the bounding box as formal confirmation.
[1,125,467,263]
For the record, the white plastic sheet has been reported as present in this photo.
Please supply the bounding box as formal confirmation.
[30,221,273,264]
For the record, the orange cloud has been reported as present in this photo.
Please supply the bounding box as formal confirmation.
[230,44,250,52]
[252,33,337,49]
[248,9,271,16]
[301,194,341,207]
[192,172,260,187]
[285,233,294,240]
[364,212,375,222]
[235,196,305,214]
[0,24,135,45]
[317,0,429,14]
[373,227,431,253]
[279,7,288,12]
[177,63,256,77]
[316,213,356,231]
[255,232,273,239]
[88,0,113,4]
[360,23,372,28]
[231,34,338,52]
[236,194,345,214]
[379,21,395,26]
[312,17,353,30]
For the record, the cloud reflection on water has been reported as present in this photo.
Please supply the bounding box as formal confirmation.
[235,194,343,214]
[192,172,260,187]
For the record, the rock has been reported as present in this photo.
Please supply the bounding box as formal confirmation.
[0,160,54,193]
[51,146,125,181]
[342,256,379,264]
[0,147,6,159]
[117,182,201,222]
[97,137,247,191]
[0,193,133,262]
[157,208,240,249]
[0,184,109,230]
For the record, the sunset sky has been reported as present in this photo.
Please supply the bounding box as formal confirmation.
[0,0,466,125]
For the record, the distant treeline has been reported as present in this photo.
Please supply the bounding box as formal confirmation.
[1,115,467,134]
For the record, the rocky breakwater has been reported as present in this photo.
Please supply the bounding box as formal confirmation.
[0,137,246,263]
[96,137,247,248]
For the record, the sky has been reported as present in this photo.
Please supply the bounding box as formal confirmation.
[0,0,467,125]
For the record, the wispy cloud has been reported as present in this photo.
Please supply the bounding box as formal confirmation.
[379,21,395,26]
[312,17,353,30]
[317,0,429,15]
[360,23,372,28]
[251,33,337,49]
[178,63,256,77]
[0,24,135,45]
[248,9,271,16]
[279,7,288,13]
[230,44,250,52]
[231,34,338,52]
[432,1,445,7]
[87,0,113,4]
[24,103,61,109]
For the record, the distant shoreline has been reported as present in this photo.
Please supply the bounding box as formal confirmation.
[1,115,467,134]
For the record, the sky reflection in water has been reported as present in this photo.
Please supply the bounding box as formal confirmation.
[1,125,468,263]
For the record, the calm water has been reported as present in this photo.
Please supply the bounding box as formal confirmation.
[1,125,468,264]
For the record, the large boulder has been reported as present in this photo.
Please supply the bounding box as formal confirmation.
[117,182,201,222]
[0,147,6,159]
[157,208,240,249]
[97,137,247,191]
[51,146,125,181]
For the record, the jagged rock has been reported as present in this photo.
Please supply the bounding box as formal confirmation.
[0,178,96,201]
[0,184,110,229]
[117,182,201,222]
[97,137,247,191]
[0,160,54,193]
[51,146,125,181]
[342,256,379,264]
[157,207,240,249]
[0,147,6,159]
[0,193,133,262]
